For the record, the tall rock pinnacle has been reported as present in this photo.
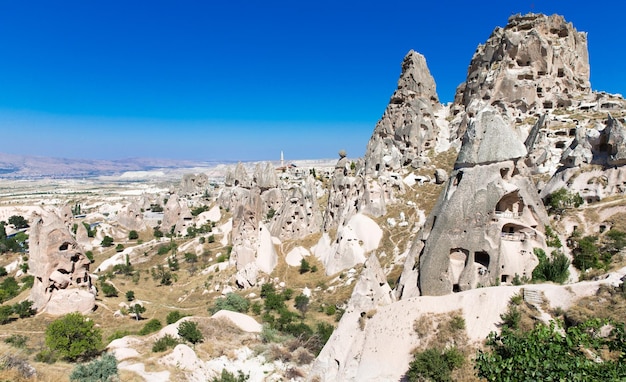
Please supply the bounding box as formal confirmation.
[364,50,441,175]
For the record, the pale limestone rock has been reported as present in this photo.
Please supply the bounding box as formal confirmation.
[28,213,95,314]
[285,246,310,267]
[397,108,549,297]
[252,162,278,190]
[115,200,147,232]
[180,173,209,195]
[269,176,322,241]
[606,114,626,166]
[434,168,448,184]
[364,50,441,175]
[211,310,262,332]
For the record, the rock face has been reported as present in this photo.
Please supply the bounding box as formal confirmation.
[162,194,193,235]
[396,107,549,297]
[322,154,363,231]
[115,200,147,232]
[309,254,394,381]
[269,176,322,241]
[364,50,441,175]
[29,213,96,314]
[453,13,590,125]
[180,173,209,195]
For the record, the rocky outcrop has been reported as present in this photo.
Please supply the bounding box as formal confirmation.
[315,213,383,276]
[161,194,193,235]
[606,114,626,166]
[322,154,364,231]
[253,162,278,191]
[396,107,549,297]
[364,50,441,175]
[115,200,147,232]
[309,254,394,381]
[29,213,96,314]
[453,13,590,126]
[180,173,209,195]
[269,175,322,241]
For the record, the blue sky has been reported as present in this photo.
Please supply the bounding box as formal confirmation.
[0,1,624,161]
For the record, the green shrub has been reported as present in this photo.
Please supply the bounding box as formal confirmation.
[0,305,14,324]
[545,188,583,214]
[500,305,521,330]
[532,248,570,284]
[211,369,250,382]
[299,259,310,274]
[166,310,186,324]
[100,236,114,247]
[12,300,36,318]
[0,276,20,303]
[0,267,7,277]
[128,230,139,240]
[325,305,336,316]
[572,236,601,271]
[476,319,626,380]
[211,293,250,314]
[100,282,118,298]
[45,312,102,361]
[4,334,28,348]
[69,353,118,382]
[405,347,464,382]
[152,334,179,352]
[178,321,203,344]
[34,349,58,364]
[139,319,162,335]
[125,290,135,302]
[107,330,132,342]
[115,244,124,252]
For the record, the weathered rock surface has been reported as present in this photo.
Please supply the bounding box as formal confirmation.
[269,175,322,241]
[115,200,147,232]
[180,173,209,195]
[29,213,96,314]
[161,194,193,235]
[453,13,590,127]
[364,51,441,175]
[396,107,549,297]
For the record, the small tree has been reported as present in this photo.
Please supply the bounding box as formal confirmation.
[101,236,114,248]
[178,321,203,345]
[45,312,102,361]
[294,294,310,318]
[12,300,36,318]
[166,310,186,324]
[115,244,124,252]
[8,215,28,229]
[299,258,311,274]
[128,230,139,240]
[129,303,146,321]
[125,290,135,302]
[100,282,118,298]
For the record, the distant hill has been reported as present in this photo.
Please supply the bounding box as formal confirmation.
[0,152,230,179]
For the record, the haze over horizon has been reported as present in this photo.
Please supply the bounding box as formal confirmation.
[1,1,625,162]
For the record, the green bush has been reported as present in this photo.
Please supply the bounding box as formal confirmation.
[211,369,250,382]
[152,334,179,352]
[100,236,114,247]
[532,248,570,284]
[139,319,162,335]
[166,310,186,325]
[0,266,7,277]
[128,230,139,240]
[405,347,464,382]
[12,300,36,318]
[69,353,118,382]
[107,330,132,342]
[125,290,135,302]
[299,259,310,274]
[0,276,20,303]
[476,319,626,380]
[211,293,250,314]
[45,312,102,361]
[4,334,28,348]
[572,235,601,271]
[545,188,583,214]
[178,321,203,344]
[100,282,118,298]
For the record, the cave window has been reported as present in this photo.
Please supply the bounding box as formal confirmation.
[543,101,553,109]
[555,141,566,149]
[453,284,461,293]
[569,128,576,136]
[501,275,510,283]
[557,68,565,77]
[453,171,463,186]
[475,251,490,268]
[59,242,71,251]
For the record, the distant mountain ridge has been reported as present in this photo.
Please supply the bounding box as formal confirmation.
[0,152,230,178]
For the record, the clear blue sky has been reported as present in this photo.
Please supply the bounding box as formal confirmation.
[1,1,624,161]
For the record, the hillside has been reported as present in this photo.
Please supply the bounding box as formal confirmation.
[0,13,625,382]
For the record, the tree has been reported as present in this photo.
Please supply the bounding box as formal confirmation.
[8,215,28,229]
[211,293,250,314]
[178,321,203,344]
[166,310,186,324]
[476,319,626,381]
[128,230,139,240]
[115,243,124,252]
[0,305,14,324]
[101,236,114,247]
[69,353,118,382]
[12,300,36,318]
[299,259,311,274]
[406,347,464,382]
[45,312,102,361]
[100,282,118,297]
[294,294,310,317]
[129,303,146,321]
[125,290,135,302]
[153,227,164,238]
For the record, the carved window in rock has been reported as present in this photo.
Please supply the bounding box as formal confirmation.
[501,223,534,241]
[449,248,469,292]
[59,242,72,251]
[495,191,524,218]
[474,251,490,275]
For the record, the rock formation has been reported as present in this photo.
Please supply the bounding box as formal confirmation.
[396,107,549,297]
[322,152,364,231]
[452,13,590,129]
[162,194,193,235]
[28,213,96,314]
[180,173,209,195]
[115,200,147,232]
[269,175,322,241]
[364,50,441,175]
